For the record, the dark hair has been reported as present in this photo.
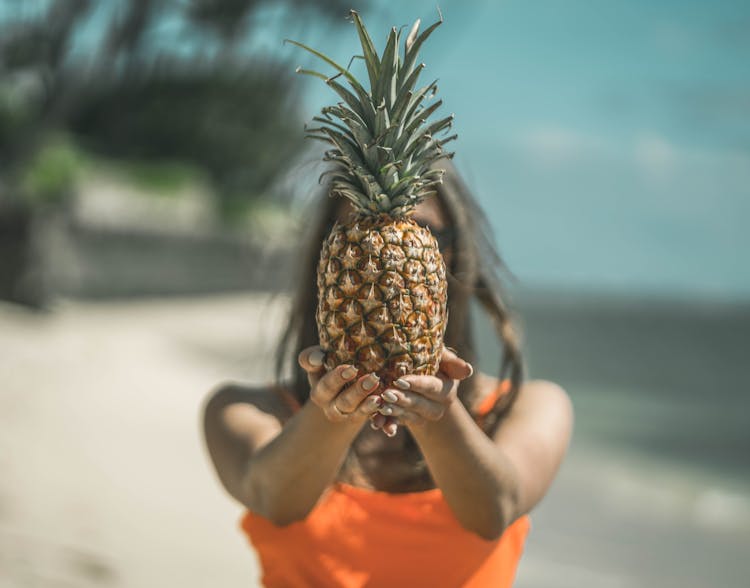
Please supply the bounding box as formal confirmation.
[275,160,525,438]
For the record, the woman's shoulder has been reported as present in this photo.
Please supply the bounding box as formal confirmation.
[511,378,572,418]
[472,373,571,417]
[474,372,568,399]
[489,377,574,460]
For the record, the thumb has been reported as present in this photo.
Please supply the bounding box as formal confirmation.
[298,346,326,387]
[439,347,474,381]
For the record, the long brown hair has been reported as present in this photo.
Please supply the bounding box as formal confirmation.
[275,160,525,437]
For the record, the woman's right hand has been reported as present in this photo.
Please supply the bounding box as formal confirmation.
[298,346,383,423]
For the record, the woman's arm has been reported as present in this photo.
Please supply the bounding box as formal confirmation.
[380,352,574,540]
[202,347,382,526]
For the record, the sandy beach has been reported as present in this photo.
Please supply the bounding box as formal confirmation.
[1,294,748,587]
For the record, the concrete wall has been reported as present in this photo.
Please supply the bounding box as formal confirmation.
[61,221,294,298]
[0,208,295,305]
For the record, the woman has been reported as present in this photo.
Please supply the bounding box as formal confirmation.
[202,163,574,587]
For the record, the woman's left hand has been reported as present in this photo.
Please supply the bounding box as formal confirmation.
[376,348,473,427]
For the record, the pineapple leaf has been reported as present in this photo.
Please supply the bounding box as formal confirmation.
[402,80,439,129]
[332,186,371,209]
[399,14,443,87]
[350,10,380,92]
[374,27,399,108]
[424,113,455,138]
[337,117,372,150]
[325,77,372,128]
[295,67,328,81]
[291,10,454,216]
[285,38,371,105]
[393,86,445,155]
[312,116,356,138]
[325,105,369,133]
[373,101,391,139]
[320,128,368,168]
[416,98,444,122]
[392,63,425,121]
[405,18,421,53]
[437,133,458,147]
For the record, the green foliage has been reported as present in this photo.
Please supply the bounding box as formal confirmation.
[122,160,207,197]
[20,137,81,207]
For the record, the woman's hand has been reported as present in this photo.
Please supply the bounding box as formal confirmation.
[298,346,383,423]
[377,348,473,427]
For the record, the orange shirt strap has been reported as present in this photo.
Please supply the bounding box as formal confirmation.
[474,378,512,418]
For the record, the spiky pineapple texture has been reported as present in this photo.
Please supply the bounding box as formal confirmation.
[315,214,448,384]
[286,9,456,217]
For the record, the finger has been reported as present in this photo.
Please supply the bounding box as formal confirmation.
[313,364,358,405]
[380,390,445,421]
[298,346,326,387]
[370,413,387,430]
[378,406,422,426]
[382,418,398,437]
[335,373,381,414]
[438,347,473,380]
[298,346,326,373]
[357,393,383,417]
[391,374,453,403]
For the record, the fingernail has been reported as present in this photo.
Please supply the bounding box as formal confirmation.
[394,378,410,390]
[370,420,379,430]
[380,405,393,416]
[341,365,357,379]
[368,395,381,408]
[362,373,380,391]
[309,349,324,367]
[382,390,398,403]
[385,426,397,438]
[465,362,474,377]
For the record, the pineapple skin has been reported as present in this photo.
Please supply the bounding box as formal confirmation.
[316,214,448,387]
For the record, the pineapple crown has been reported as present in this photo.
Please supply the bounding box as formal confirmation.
[286,9,456,217]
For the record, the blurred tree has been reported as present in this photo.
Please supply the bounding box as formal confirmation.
[0,0,366,306]
[1,0,361,217]
[68,58,302,220]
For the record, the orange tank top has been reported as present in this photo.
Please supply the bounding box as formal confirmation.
[239,379,530,588]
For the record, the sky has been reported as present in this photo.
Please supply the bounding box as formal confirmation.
[280,0,750,303]
[3,0,748,302]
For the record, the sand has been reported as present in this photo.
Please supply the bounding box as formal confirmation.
[1,294,748,587]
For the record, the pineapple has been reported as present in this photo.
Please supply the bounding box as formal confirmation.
[288,10,456,386]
